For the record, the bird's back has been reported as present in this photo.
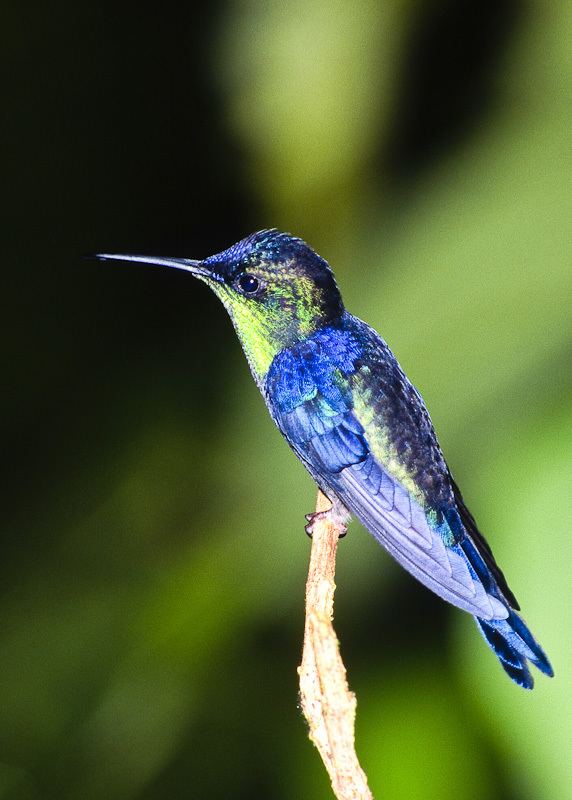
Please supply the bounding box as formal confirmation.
[265,314,509,613]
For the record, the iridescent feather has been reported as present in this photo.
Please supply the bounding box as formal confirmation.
[97,229,553,689]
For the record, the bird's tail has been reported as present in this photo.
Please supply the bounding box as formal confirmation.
[458,534,553,688]
[475,611,553,689]
[443,490,553,688]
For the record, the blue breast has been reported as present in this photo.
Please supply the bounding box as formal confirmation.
[267,326,361,410]
[265,326,368,474]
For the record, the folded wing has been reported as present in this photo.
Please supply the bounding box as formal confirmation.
[265,327,508,622]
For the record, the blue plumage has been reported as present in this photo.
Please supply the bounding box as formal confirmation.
[98,230,553,688]
[265,313,553,687]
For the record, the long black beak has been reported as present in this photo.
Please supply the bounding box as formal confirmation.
[94,253,220,281]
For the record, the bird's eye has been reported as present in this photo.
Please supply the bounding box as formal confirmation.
[237,273,260,295]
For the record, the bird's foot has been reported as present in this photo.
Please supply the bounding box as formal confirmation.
[305,510,333,537]
[304,500,351,539]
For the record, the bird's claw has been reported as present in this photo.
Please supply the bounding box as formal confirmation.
[304,510,348,538]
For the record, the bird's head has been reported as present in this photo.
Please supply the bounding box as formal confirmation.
[98,230,344,381]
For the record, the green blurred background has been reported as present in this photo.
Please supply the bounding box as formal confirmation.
[3,1,571,798]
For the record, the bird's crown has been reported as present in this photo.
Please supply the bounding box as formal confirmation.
[203,229,337,291]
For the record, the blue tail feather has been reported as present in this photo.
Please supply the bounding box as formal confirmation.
[460,536,553,688]
[505,608,553,675]
[477,618,522,669]
[475,613,553,689]
[497,654,534,690]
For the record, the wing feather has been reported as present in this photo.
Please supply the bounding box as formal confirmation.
[336,466,508,620]
[265,324,509,622]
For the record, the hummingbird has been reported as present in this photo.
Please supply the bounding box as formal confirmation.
[97,229,553,689]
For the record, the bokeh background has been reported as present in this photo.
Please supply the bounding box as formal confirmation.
[3,1,572,798]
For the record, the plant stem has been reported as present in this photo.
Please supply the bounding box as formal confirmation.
[298,490,373,800]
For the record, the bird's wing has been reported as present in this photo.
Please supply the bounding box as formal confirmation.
[265,326,508,621]
[450,475,519,609]
[334,462,506,619]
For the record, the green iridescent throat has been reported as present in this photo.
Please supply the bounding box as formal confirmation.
[207,267,336,383]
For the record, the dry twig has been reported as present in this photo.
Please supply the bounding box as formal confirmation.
[298,491,373,800]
